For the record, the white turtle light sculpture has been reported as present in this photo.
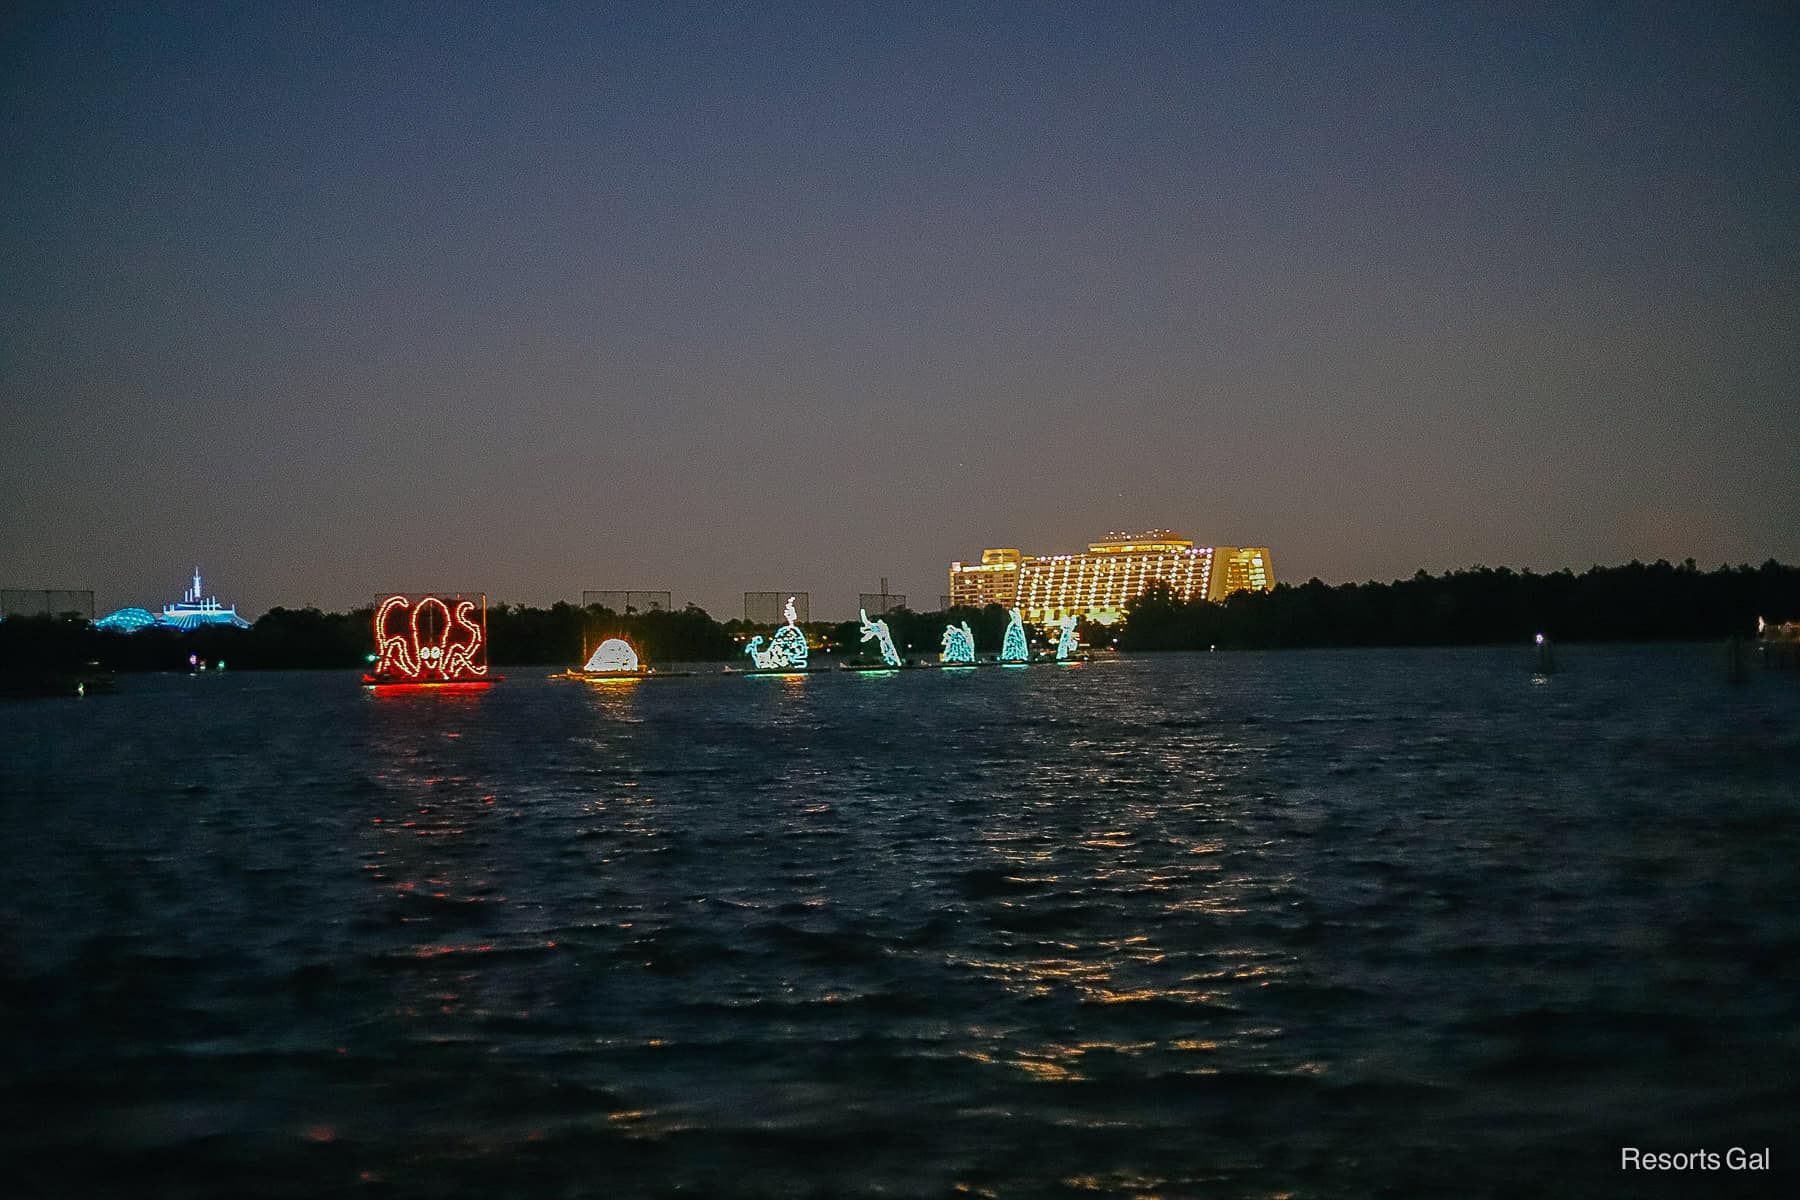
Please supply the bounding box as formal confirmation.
[583,637,641,673]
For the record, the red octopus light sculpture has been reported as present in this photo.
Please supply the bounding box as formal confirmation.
[366,594,491,684]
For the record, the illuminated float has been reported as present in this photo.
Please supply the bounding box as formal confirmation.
[999,608,1030,663]
[550,635,690,681]
[1055,614,1086,662]
[728,596,821,674]
[362,593,500,688]
[938,621,977,666]
[586,638,639,672]
[840,607,908,671]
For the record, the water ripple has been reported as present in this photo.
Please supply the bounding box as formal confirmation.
[2,647,1796,1196]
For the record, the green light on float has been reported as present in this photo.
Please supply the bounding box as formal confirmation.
[859,609,901,667]
[940,621,976,664]
[744,597,809,669]
[1000,608,1029,662]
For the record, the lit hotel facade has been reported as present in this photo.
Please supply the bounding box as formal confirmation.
[949,532,1274,624]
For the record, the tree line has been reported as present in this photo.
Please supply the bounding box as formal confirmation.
[3,558,1796,676]
[1118,559,1800,651]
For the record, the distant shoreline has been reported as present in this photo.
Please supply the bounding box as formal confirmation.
[4,559,1796,676]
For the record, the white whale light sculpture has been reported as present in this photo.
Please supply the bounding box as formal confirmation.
[583,638,641,672]
[744,597,809,670]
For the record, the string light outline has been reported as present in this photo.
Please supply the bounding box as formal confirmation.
[745,596,809,670]
[1000,608,1029,662]
[584,637,641,672]
[941,621,976,664]
[372,593,487,681]
[1056,615,1080,660]
[859,608,902,667]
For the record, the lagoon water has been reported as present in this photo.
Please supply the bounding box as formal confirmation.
[2,647,1796,1198]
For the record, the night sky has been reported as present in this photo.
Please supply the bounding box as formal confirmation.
[3,2,1797,620]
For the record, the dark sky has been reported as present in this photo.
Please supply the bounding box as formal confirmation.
[4,2,1797,620]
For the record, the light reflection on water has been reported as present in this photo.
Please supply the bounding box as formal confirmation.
[0,646,1797,1197]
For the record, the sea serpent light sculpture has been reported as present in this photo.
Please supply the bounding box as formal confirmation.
[940,621,976,665]
[1055,615,1080,661]
[860,609,902,667]
[1000,608,1029,663]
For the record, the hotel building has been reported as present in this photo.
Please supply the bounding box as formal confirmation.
[949,532,1274,624]
[945,548,1024,610]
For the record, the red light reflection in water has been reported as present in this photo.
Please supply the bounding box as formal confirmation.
[360,697,555,1036]
[365,681,493,697]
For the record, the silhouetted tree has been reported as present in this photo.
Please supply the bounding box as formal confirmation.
[1116,561,1800,650]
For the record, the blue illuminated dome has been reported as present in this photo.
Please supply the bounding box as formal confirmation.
[95,607,157,632]
[93,570,251,633]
